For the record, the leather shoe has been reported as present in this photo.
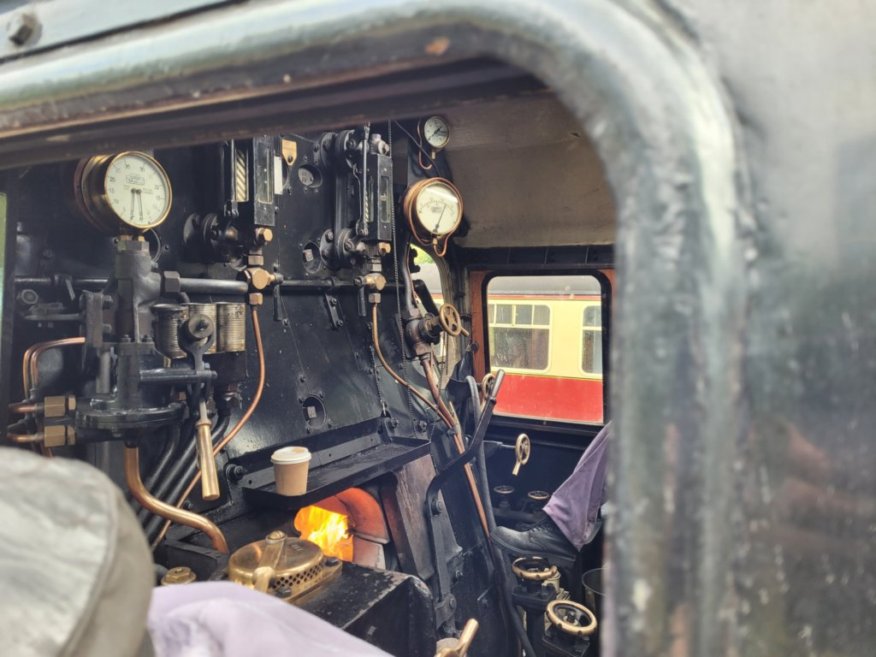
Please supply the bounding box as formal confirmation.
[492,516,577,568]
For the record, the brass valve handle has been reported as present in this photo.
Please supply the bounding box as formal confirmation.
[511,556,558,582]
[438,303,469,337]
[546,600,598,638]
[253,530,287,593]
[512,433,531,476]
[435,618,479,657]
[195,400,220,501]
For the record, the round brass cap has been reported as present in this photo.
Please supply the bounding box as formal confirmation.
[228,532,325,590]
[161,566,197,585]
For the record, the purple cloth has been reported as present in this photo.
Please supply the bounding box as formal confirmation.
[147,581,391,657]
[543,422,611,550]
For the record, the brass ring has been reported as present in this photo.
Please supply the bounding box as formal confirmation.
[514,434,531,465]
[480,373,496,399]
[511,556,557,582]
[546,600,598,637]
[438,304,463,336]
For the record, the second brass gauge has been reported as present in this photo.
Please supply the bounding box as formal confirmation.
[403,178,464,255]
[74,151,173,234]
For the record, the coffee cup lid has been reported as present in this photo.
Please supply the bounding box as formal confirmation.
[271,446,312,465]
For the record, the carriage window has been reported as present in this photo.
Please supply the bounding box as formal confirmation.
[582,304,603,374]
[488,302,550,370]
[486,274,605,424]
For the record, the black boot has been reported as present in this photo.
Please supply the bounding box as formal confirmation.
[492,516,577,567]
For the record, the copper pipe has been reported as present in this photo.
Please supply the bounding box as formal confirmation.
[152,307,266,549]
[371,304,444,418]
[27,337,86,392]
[370,301,489,534]
[125,446,229,554]
[422,358,490,536]
[422,356,458,429]
[16,338,84,459]
[8,402,40,415]
[209,308,265,457]
[6,432,43,444]
[21,343,37,395]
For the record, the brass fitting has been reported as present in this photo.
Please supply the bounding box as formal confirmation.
[254,227,274,245]
[377,242,392,255]
[43,424,75,448]
[245,267,276,291]
[248,292,264,306]
[43,395,77,446]
[43,395,67,418]
[362,272,386,291]
[161,566,197,586]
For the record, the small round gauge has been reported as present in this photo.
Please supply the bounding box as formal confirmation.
[74,151,172,233]
[422,115,451,150]
[403,178,464,238]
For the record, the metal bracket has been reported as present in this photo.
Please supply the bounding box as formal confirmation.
[323,293,344,329]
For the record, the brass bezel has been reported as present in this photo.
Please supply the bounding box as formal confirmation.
[76,151,172,233]
[421,114,451,150]
[402,177,464,239]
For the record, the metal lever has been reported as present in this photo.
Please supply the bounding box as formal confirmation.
[195,399,220,501]
[180,313,221,502]
[512,433,531,476]
[435,618,479,657]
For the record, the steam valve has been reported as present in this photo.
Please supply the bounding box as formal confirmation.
[512,433,531,476]
[543,600,597,657]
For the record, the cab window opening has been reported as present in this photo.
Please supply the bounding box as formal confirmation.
[484,273,606,425]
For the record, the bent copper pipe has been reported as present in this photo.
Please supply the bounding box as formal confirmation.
[27,337,86,393]
[125,446,229,554]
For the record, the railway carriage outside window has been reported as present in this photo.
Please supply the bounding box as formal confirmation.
[486,275,606,424]
[581,305,603,375]
[489,301,551,370]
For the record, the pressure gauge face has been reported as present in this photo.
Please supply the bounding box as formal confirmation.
[405,178,464,238]
[422,115,450,150]
[103,153,172,229]
[75,151,173,233]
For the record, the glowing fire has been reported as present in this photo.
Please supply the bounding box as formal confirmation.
[294,505,354,561]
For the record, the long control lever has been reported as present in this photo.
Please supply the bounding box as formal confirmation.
[181,312,221,502]
[425,370,505,629]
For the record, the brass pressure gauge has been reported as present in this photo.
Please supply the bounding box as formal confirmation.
[403,178,464,239]
[74,151,172,233]
[421,115,450,150]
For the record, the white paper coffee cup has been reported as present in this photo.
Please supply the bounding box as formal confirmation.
[271,446,312,496]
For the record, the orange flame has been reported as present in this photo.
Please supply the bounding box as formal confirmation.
[294,505,354,561]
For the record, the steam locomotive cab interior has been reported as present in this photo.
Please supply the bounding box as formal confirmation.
[2,70,614,657]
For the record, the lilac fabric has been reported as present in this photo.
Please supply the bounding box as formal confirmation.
[543,422,611,550]
[147,581,391,657]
